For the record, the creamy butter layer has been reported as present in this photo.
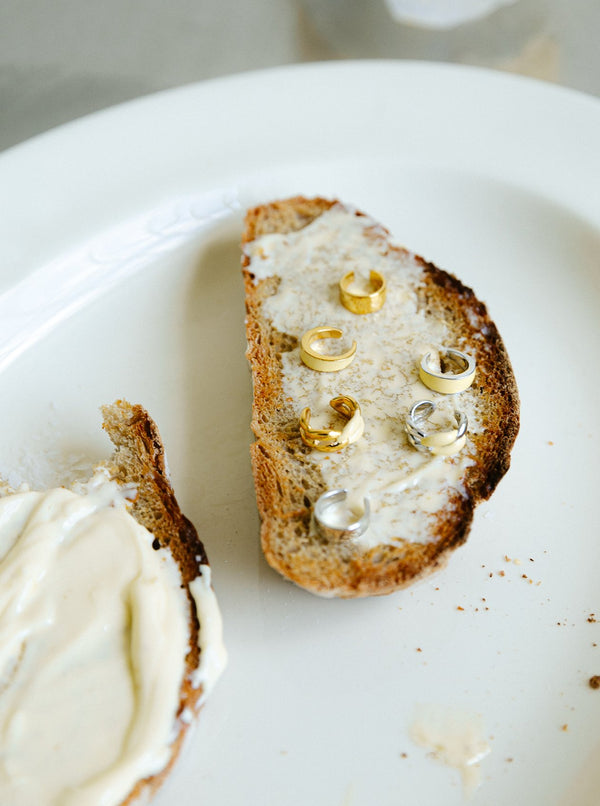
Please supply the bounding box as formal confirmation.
[189,564,228,699]
[0,472,223,806]
[245,205,483,548]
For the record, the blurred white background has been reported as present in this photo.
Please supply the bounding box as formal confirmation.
[1,0,598,153]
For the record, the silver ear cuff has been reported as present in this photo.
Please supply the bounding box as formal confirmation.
[314,489,370,541]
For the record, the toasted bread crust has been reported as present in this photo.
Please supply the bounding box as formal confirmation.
[242,197,519,598]
[101,400,210,805]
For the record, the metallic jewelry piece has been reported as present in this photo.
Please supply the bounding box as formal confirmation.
[419,348,476,394]
[300,326,357,372]
[299,395,364,452]
[314,489,371,541]
[405,400,468,456]
[339,270,387,314]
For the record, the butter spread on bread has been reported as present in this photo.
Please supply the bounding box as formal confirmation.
[242,197,519,598]
[0,401,226,805]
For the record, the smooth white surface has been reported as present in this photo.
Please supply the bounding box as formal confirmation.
[0,61,599,806]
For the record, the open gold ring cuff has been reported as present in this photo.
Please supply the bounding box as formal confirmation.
[300,326,357,372]
[419,348,476,394]
[339,270,386,314]
[299,396,364,452]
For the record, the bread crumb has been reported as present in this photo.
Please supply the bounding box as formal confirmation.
[587,614,597,623]
[400,752,408,759]
[457,606,464,611]
[589,676,600,689]
[499,570,505,577]
[561,724,568,732]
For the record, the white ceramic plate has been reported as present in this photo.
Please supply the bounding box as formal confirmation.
[0,61,599,806]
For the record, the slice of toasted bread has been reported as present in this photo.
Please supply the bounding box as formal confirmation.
[0,400,225,805]
[101,400,226,804]
[241,197,519,598]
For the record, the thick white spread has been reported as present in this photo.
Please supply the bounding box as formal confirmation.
[245,205,485,549]
[189,564,228,698]
[0,472,224,806]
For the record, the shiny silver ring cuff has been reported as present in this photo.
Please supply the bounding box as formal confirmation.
[314,489,370,541]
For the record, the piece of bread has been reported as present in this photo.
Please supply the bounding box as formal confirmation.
[0,400,225,805]
[241,196,519,598]
[101,400,225,805]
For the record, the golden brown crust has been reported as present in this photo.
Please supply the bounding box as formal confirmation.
[101,400,209,805]
[242,197,520,598]
[242,196,336,248]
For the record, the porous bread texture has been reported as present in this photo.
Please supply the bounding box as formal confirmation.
[100,399,210,806]
[241,196,519,598]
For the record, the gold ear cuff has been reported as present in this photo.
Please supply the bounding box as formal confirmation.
[300,326,357,372]
[339,270,386,314]
[299,395,364,452]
